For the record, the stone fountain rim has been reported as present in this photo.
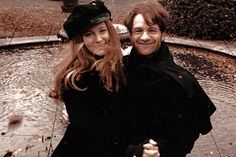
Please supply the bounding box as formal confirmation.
[0,34,235,60]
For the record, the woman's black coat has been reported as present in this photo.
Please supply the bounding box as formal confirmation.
[51,70,133,157]
[124,42,216,156]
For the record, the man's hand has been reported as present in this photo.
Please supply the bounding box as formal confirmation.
[142,139,160,157]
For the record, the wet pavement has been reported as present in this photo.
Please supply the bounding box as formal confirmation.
[0,45,66,156]
[0,0,236,157]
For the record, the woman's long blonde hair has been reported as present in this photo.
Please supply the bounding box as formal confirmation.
[53,20,126,100]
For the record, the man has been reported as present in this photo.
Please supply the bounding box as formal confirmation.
[123,1,216,157]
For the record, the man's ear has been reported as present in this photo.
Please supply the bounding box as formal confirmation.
[161,32,166,41]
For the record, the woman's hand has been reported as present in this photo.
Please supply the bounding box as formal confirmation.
[142,139,160,157]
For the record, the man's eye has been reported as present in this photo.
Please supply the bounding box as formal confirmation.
[149,29,159,33]
[132,29,143,34]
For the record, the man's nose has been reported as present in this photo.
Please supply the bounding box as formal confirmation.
[140,31,151,41]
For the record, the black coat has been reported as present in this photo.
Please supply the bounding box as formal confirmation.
[124,43,216,156]
[51,70,133,157]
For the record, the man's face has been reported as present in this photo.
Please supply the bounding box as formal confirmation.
[131,14,165,56]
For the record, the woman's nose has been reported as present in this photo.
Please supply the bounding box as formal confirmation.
[95,34,103,43]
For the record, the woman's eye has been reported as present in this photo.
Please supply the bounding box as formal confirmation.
[99,29,107,33]
[83,32,93,37]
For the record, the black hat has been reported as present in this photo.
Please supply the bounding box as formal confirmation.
[63,0,111,40]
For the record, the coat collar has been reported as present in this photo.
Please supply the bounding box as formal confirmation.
[129,42,174,65]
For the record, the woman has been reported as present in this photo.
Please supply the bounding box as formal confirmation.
[50,1,130,156]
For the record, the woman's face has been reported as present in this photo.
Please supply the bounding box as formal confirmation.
[82,22,110,56]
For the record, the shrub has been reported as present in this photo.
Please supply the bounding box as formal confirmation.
[161,0,236,40]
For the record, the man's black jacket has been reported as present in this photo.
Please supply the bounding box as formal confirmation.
[124,42,216,156]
